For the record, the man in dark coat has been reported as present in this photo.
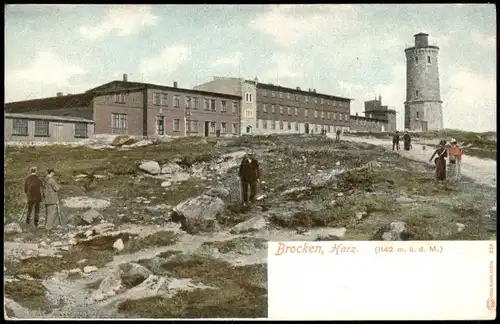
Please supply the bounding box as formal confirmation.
[392,131,400,151]
[238,151,261,205]
[403,131,412,151]
[24,166,43,227]
[336,129,341,141]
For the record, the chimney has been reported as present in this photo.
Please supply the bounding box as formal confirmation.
[355,112,358,116]
[308,88,312,92]
[56,92,63,97]
[313,89,317,93]
[123,74,128,82]
[296,87,301,90]
[173,81,178,88]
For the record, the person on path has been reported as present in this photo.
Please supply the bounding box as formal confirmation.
[403,131,412,151]
[43,168,61,230]
[447,138,463,182]
[336,129,341,142]
[24,166,43,227]
[392,131,400,151]
[238,151,260,206]
[429,140,448,182]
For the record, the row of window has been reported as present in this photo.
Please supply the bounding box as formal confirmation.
[255,120,342,133]
[247,90,349,107]
[156,117,238,135]
[415,56,432,64]
[354,119,383,126]
[152,92,239,113]
[11,119,88,138]
[259,104,349,121]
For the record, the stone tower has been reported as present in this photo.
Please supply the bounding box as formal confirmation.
[404,33,444,131]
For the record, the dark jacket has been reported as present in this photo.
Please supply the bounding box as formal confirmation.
[239,157,260,183]
[25,174,43,202]
[336,129,341,135]
[393,134,400,143]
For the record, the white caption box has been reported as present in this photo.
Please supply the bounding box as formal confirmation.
[268,241,496,320]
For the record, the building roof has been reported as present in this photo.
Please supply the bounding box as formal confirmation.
[350,114,387,122]
[86,81,242,100]
[256,82,353,102]
[5,93,94,112]
[4,113,95,123]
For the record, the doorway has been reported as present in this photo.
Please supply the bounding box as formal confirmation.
[304,123,309,134]
[156,116,165,135]
[204,121,210,137]
[246,125,252,134]
[53,124,63,142]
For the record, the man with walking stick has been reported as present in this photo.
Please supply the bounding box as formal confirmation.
[23,167,44,228]
[238,150,261,206]
[44,168,62,230]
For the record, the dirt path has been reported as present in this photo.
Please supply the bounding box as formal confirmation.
[341,135,497,189]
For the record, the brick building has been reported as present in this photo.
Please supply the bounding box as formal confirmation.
[194,77,352,135]
[5,75,242,137]
[363,95,398,132]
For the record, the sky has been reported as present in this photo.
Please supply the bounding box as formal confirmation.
[4,4,497,132]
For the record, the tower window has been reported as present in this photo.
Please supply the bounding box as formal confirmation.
[415,56,418,64]
[416,112,420,120]
[415,90,419,98]
[427,56,431,64]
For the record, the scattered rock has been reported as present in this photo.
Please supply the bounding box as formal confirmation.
[69,268,83,276]
[171,195,225,234]
[96,267,123,298]
[118,262,152,288]
[309,169,342,189]
[381,221,407,241]
[355,211,368,220]
[456,223,466,232]
[63,197,111,209]
[204,186,230,199]
[90,223,115,235]
[84,266,98,273]
[80,209,102,224]
[230,216,267,234]
[5,223,22,235]
[161,181,172,188]
[139,161,161,175]
[395,196,416,204]
[113,239,124,252]
[161,162,184,174]
[111,135,136,147]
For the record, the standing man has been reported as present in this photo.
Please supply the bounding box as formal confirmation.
[403,131,412,151]
[238,151,261,206]
[392,131,400,151]
[24,167,43,228]
[44,168,61,230]
[447,138,463,182]
[216,128,221,138]
[336,129,341,142]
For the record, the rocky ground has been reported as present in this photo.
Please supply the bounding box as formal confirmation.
[4,134,497,319]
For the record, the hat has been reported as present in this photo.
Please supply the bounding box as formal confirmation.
[47,168,55,174]
[450,138,457,143]
[439,139,447,145]
[30,166,37,173]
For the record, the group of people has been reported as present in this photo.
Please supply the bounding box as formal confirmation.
[429,138,462,182]
[23,167,61,230]
[392,131,412,151]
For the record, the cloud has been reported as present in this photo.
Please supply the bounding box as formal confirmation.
[471,32,495,50]
[260,53,300,84]
[248,4,358,46]
[139,45,192,81]
[79,5,158,40]
[5,51,86,102]
[210,52,243,68]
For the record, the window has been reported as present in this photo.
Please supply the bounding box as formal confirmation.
[314,124,319,132]
[34,120,49,137]
[271,91,276,98]
[287,93,291,99]
[279,121,284,130]
[327,100,330,105]
[111,113,128,134]
[188,120,199,133]
[295,95,299,101]
[279,92,283,99]
[416,112,420,120]
[245,110,253,117]
[12,119,28,136]
[161,94,168,106]
[427,56,431,64]
[186,96,192,109]
[210,99,216,111]
[263,120,268,129]
[287,121,291,130]
[232,101,238,113]
[305,96,309,103]
[114,93,125,104]
[271,120,276,129]
[415,90,419,98]
[245,93,253,103]
[287,107,292,115]
[74,123,88,138]
[221,122,227,134]
[210,122,216,133]
[333,113,337,120]
[320,98,324,104]
[344,114,348,121]
[232,123,238,135]
[327,112,331,120]
[305,109,309,118]
[271,105,276,113]
[153,92,161,105]
[263,103,268,113]
[262,91,267,97]
[314,98,318,104]
[221,100,227,112]
[279,106,284,114]
[173,95,180,107]
[156,116,165,135]
[204,99,210,110]
[193,97,199,109]
[321,111,325,119]
[295,122,299,131]
[294,107,298,116]
[415,56,418,64]
[314,110,319,118]
[173,119,181,132]
[255,120,259,128]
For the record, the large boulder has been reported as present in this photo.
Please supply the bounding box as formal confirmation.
[309,169,343,189]
[161,162,184,174]
[230,216,267,234]
[139,161,161,175]
[171,195,225,234]
[118,262,152,288]
[79,209,102,224]
[111,135,136,147]
[5,222,22,235]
